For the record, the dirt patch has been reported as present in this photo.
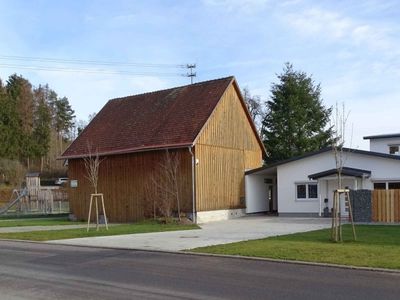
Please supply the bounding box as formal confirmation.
[0,187,14,205]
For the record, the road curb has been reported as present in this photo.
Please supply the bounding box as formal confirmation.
[1,238,400,275]
[183,251,400,274]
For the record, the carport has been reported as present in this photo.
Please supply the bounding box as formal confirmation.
[245,166,278,214]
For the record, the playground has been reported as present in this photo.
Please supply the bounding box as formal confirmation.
[0,173,69,217]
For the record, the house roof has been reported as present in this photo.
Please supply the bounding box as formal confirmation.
[363,133,400,140]
[308,167,371,180]
[62,76,265,159]
[245,147,400,175]
[26,172,40,177]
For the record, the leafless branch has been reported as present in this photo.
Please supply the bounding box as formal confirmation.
[83,142,104,194]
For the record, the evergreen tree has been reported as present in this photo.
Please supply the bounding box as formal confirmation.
[6,74,35,167]
[262,63,332,163]
[53,96,75,153]
[0,80,18,158]
[0,78,21,160]
[32,86,51,171]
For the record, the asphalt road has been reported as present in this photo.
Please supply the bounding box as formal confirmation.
[0,240,399,300]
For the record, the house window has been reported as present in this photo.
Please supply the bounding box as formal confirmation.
[308,184,318,198]
[374,182,386,190]
[296,183,318,200]
[389,145,400,155]
[373,181,400,190]
[297,184,307,199]
[388,182,400,189]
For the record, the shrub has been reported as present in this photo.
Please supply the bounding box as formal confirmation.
[0,159,26,187]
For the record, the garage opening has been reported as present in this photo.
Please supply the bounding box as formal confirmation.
[245,166,277,214]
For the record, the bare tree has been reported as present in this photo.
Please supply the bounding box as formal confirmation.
[83,143,107,231]
[144,174,159,220]
[149,150,182,221]
[242,88,266,136]
[330,103,356,242]
[83,144,103,194]
[331,103,350,190]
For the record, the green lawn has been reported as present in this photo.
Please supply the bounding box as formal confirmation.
[0,217,82,227]
[0,221,199,241]
[191,225,400,270]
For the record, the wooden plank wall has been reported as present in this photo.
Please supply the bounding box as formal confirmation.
[68,149,192,222]
[372,189,400,223]
[195,83,263,212]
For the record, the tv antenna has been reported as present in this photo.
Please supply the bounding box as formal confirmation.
[186,64,196,84]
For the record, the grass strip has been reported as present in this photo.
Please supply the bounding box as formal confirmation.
[0,221,199,241]
[191,225,400,270]
[0,217,82,227]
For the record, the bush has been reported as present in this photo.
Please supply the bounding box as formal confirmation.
[0,159,26,187]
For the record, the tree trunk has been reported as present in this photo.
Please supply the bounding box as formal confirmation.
[40,156,44,172]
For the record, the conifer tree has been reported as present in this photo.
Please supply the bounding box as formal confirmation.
[262,63,332,163]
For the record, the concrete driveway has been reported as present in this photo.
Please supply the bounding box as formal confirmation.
[48,216,331,251]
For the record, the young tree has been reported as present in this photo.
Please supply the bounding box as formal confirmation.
[330,102,356,242]
[83,144,108,231]
[83,146,103,194]
[262,63,333,163]
[151,150,182,221]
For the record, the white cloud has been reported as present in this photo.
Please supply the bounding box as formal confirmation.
[202,0,270,14]
[281,6,399,56]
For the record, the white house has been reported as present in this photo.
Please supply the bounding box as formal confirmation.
[245,133,400,217]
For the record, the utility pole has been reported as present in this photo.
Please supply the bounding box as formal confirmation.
[186,64,196,84]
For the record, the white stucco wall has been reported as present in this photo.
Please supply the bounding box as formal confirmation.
[245,175,269,213]
[277,151,400,214]
[369,137,400,154]
[196,209,246,223]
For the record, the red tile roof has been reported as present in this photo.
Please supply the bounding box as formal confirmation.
[62,76,236,159]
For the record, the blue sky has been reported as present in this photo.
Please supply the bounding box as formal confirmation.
[0,0,399,149]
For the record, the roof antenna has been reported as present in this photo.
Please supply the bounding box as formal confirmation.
[186,64,196,84]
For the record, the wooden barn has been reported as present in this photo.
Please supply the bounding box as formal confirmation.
[61,77,266,223]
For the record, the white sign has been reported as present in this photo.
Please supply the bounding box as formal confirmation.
[70,180,78,188]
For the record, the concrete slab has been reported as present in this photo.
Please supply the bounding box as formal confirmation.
[48,216,332,251]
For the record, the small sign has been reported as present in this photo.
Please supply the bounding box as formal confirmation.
[70,180,78,188]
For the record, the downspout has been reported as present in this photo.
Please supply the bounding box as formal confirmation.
[188,146,197,224]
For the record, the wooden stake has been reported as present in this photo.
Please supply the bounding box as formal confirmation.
[100,194,109,230]
[87,194,93,232]
[331,192,334,240]
[331,189,357,242]
[339,193,342,242]
[346,192,357,241]
[95,196,99,231]
[87,193,108,232]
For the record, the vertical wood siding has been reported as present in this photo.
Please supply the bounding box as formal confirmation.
[195,84,263,212]
[372,189,400,223]
[68,149,192,222]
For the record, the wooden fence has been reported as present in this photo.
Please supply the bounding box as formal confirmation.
[372,189,400,223]
[23,187,69,214]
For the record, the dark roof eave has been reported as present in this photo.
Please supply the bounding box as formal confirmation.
[58,143,193,160]
[308,167,371,180]
[363,133,400,140]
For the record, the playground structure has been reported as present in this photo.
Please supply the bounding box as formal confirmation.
[0,173,69,216]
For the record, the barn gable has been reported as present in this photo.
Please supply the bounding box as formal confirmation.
[194,80,265,214]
